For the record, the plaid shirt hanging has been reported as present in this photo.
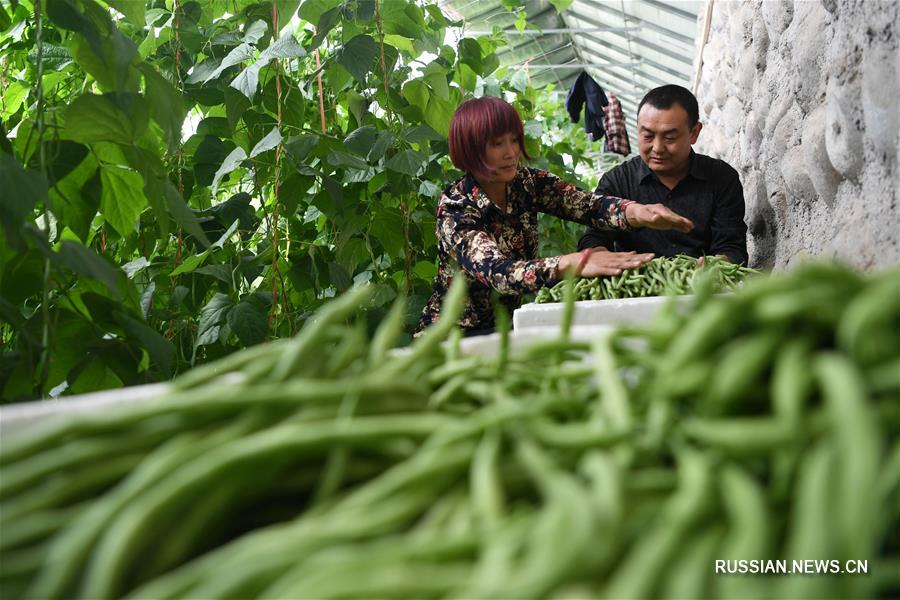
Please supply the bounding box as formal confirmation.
[603,93,631,156]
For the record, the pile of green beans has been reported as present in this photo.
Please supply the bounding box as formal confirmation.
[1,263,897,599]
[534,254,758,302]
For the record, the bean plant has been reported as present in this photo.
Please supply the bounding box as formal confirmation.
[0,0,617,401]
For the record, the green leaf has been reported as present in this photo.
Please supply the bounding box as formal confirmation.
[369,207,404,256]
[0,3,11,31]
[114,312,174,377]
[549,0,575,13]
[515,10,527,32]
[284,135,320,163]
[63,93,149,145]
[107,0,146,27]
[1,81,27,119]
[227,297,269,345]
[424,63,450,100]
[170,251,208,276]
[383,34,415,56]
[68,357,123,396]
[196,293,234,347]
[368,131,394,162]
[328,261,352,291]
[386,149,427,177]
[413,260,437,280]
[343,125,377,156]
[139,64,186,153]
[0,153,47,245]
[458,38,482,73]
[162,179,210,248]
[327,150,368,170]
[230,33,305,100]
[224,86,252,131]
[338,34,378,83]
[402,79,429,113]
[188,43,253,84]
[53,240,122,299]
[264,32,307,60]
[48,152,99,241]
[194,264,232,283]
[403,125,442,143]
[381,1,424,38]
[47,0,91,33]
[250,127,282,158]
[425,92,456,138]
[309,6,340,48]
[29,140,89,186]
[244,20,268,44]
[211,146,248,195]
[275,0,302,23]
[336,236,369,275]
[100,165,147,238]
[63,2,141,92]
[299,0,341,24]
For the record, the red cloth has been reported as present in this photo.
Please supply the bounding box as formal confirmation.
[603,93,631,156]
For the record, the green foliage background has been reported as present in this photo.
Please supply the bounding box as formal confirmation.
[0,0,623,401]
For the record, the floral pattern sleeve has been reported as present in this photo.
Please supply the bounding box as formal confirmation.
[521,167,633,231]
[437,198,561,295]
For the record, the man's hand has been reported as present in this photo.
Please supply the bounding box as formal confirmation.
[559,248,654,278]
[625,202,694,233]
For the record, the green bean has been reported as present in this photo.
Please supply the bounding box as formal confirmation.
[369,292,408,364]
[470,431,504,534]
[715,465,771,599]
[777,442,840,600]
[661,526,722,600]
[0,427,173,500]
[702,330,782,415]
[602,447,715,600]
[266,284,375,383]
[814,354,883,564]
[837,271,900,363]
[0,503,84,552]
[771,339,813,427]
[681,417,794,456]
[592,333,632,430]
[508,434,596,598]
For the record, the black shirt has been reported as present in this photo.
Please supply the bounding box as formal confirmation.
[578,151,748,265]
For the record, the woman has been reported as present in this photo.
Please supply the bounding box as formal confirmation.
[416,96,694,336]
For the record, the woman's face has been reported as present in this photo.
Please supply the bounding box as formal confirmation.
[483,131,521,184]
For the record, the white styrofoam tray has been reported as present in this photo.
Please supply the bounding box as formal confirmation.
[0,383,172,438]
[513,295,693,330]
[457,325,613,357]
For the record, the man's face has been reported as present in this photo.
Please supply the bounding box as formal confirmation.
[637,103,701,179]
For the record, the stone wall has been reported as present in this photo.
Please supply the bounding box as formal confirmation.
[693,0,898,270]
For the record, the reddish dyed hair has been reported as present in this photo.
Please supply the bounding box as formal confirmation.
[448,96,530,181]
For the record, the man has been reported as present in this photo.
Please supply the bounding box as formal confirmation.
[578,85,748,265]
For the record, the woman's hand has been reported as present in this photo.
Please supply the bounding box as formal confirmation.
[625,202,694,232]
[559,248,654,278]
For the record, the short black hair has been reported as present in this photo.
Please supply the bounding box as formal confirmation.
[637,85,700,128]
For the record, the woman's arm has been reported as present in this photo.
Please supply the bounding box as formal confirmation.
[439,201,655,294]
[526,168,693,233]
[438,201,561,295]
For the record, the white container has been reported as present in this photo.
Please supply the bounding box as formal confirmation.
[0,383,170,438]
[457,325,613,358]
[513,295,694,330]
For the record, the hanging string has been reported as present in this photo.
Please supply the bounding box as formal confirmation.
[268,0,290,333]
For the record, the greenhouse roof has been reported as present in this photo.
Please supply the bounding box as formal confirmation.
[440,0,704,134]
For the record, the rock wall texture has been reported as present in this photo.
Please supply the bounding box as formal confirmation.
[693,0,899,270]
